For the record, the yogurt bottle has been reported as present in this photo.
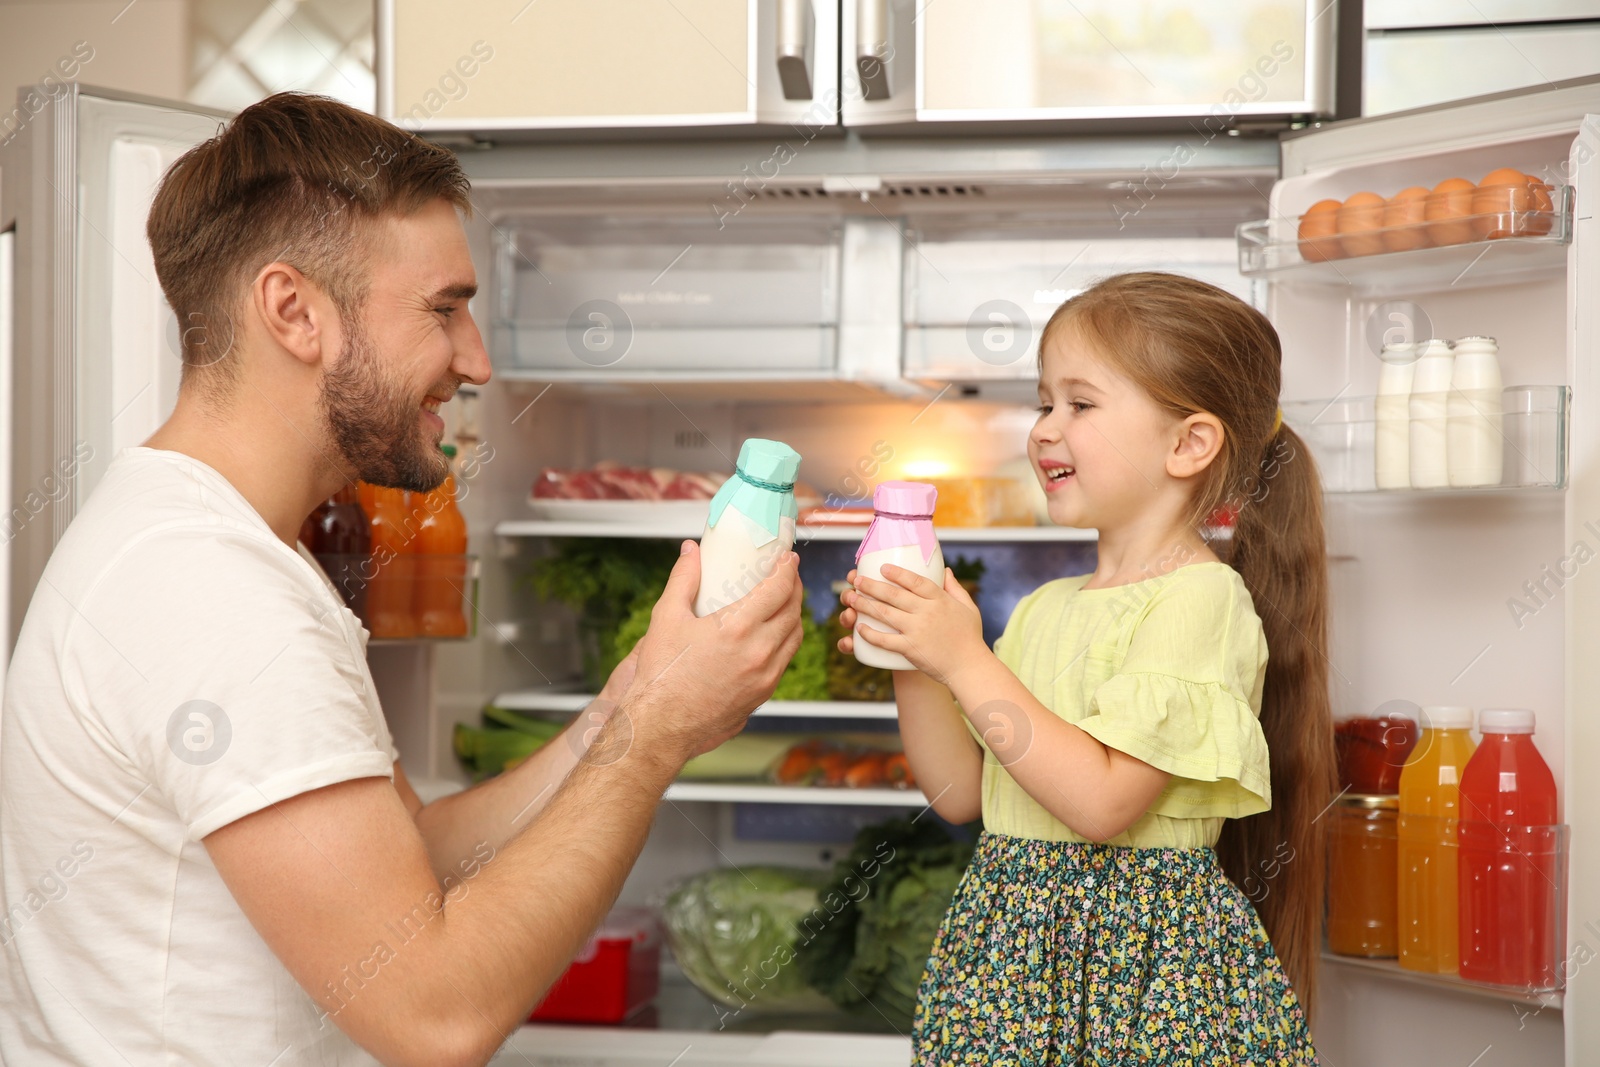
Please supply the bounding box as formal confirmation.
[853,481,944,672]
[694,439,801,617]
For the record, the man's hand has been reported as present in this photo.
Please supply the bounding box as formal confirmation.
[626,540,805,763]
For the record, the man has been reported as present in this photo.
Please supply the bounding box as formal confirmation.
[0,93,804,1066]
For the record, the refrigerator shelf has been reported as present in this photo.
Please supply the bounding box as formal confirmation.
[495,690,899,721]
[663,782,930,807]
[495,520,1097,543]
[1282,386,1568,495]
[1237,185,1573,294]
[1322,953,1562,1012]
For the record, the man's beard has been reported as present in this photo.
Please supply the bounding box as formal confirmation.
[319,318,454,493]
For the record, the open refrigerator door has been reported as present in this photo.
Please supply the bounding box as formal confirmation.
[1248,79,1600,1065]
[0,85,224,648]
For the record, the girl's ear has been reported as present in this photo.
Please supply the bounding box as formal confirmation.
[1168,411,1225,479]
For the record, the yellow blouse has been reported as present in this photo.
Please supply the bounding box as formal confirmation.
[975,561,1272,848]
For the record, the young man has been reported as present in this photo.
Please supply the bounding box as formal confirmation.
[0,93,804,1066]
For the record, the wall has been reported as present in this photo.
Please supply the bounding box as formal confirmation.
[0,0,188,114]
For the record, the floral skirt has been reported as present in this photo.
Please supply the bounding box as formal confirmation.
[912,833,1318,1066]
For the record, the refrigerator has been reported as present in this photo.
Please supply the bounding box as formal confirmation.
[2,76,1598,1066]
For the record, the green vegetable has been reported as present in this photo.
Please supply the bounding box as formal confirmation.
[528,539,679,688]
[482,705,569,739]
[799,818,975,1028]
[770,608,829,701]
[663,866,834,1012]
[453,722,558,781]
[614,592,830,703]
[948,554,987,584]
[679,733,806,781]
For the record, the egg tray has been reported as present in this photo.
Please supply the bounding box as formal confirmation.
[1236,184,1573,280]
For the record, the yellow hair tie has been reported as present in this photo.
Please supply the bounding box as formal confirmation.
[1272,408,1283,434]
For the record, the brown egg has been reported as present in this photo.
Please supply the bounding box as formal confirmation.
[1472,168,1532,239]
[1338,191,1388,258]
[1382,187,1432,252]
[1525,171,1555,235]
[1297,199,1344,262]
[1425,177,1477,247]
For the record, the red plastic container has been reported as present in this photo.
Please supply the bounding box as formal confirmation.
[1457,709,1561,990]
[530,908,660,1024]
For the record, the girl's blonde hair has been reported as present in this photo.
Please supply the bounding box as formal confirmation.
[1041,271,1337,1013]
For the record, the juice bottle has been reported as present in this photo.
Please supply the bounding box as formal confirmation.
[1458,708,1560,989]
[1397,705,1476,973]
[412,445,470,638]
[304,484,371,619]
[357,482,416,639]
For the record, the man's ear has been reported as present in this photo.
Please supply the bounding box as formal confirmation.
[1167,411,1225,479]
[253,262,329,368]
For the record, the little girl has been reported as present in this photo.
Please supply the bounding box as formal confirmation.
[839,272,1334,1064]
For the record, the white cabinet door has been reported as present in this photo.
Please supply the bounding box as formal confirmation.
[841,0,1337,129]
[378,0,839,136]
[0,85,222,648]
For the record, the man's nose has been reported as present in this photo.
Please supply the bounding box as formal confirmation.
[453,309,492,386]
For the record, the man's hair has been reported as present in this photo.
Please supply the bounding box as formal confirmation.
[146,92,471,390]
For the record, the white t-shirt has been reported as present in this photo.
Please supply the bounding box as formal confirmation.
[1,448,394,1065]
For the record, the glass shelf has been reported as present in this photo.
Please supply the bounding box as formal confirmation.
[495,690,899,721]
[1282,385,1567,495]
[494,519,1097,542]
[1237,185,1572,294]
[1321,952,1562,1011]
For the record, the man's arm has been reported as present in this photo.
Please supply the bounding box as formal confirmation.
[395,653,639,881]
[205,543,803,1067]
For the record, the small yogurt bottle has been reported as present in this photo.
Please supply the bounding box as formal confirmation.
[694,439,801,618]
[853,481,944,672]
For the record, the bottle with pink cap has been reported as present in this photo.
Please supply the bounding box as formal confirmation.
[853,481,944,671]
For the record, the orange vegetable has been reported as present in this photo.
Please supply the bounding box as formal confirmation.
[773,744,820,785]
[885,752,915,789]
[844,751,889,789]
[815,750,851,787]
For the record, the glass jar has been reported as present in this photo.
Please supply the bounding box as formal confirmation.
[1328,793,1400,957]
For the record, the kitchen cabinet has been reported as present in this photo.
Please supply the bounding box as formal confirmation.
[841,0,1339,130]
[376,0,840,137]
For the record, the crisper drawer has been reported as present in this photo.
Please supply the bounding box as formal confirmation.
[492,216,841,376]
[902,234,1251,381]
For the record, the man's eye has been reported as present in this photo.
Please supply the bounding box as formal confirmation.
[434,306,455,317]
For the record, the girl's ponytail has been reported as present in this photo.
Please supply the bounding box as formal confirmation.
[1043,272,1339,1015]
[1219,421,1337,1012]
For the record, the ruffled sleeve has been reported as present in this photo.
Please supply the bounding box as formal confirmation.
[1077,566,1272,819]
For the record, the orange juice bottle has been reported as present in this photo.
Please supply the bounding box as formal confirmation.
[357,482,417,638]
[411,446,469,638]
[1397,705,1476,973]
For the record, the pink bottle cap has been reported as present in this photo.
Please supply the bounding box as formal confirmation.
[873,480,938,517]
[856,481,939,565]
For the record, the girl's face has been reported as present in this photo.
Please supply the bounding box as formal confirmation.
[1028,325,1188,531]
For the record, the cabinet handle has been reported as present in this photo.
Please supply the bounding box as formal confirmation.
[856,0,891,100]
[776,0,814,100]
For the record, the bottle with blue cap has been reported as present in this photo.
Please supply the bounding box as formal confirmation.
[694,439,802,617]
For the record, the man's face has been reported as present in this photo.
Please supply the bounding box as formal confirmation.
[319,199,490,492]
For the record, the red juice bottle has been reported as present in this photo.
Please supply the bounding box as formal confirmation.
[1457,708,1560,989]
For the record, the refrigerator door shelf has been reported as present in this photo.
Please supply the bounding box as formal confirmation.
[1237,185,1573,292]
[1281,385,1568,494]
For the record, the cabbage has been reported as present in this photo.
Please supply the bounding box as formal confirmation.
[662,866,833,1013]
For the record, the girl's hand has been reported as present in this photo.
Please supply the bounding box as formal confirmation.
[849,566,986,684]
[834,569,861,655]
